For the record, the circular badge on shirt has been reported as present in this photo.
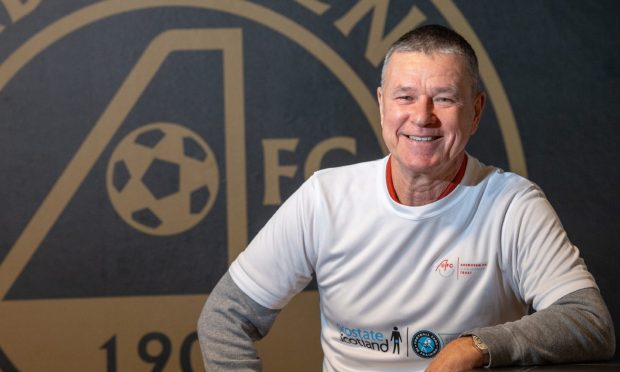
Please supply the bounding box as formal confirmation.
[412,330,441,358]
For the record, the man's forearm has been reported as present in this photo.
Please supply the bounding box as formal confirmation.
[197,271,280,371]
[465,287,615,367]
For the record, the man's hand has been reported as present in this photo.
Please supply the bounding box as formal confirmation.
[425,336,484,372]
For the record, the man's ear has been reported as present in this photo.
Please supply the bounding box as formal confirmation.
[470,91,486,135]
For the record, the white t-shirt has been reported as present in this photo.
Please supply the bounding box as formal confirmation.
[230,155,596,371]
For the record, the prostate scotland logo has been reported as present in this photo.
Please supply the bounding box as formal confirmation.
[0,0,522,370]
[338,324,443,359]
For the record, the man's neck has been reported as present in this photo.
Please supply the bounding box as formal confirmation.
[387,154,467,206]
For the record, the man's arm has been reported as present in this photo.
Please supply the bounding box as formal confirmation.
[469,286,615,366]
[197,271,280,372]
[426,287,615,371]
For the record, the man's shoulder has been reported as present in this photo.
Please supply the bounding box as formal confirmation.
[466,155,539,198]
[312,157,385,181]
[301,157,386,200]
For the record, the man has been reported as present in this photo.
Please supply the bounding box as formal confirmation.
[198,25,615,371]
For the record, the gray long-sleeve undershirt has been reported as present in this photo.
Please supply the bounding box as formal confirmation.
[197,271,615,371]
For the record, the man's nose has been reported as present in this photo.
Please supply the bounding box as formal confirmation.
[409,96,436,126]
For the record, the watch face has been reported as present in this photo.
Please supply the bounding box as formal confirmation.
[472,336,491,366]
[473,336,488,351]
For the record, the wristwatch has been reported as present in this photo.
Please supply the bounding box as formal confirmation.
[472,335,490,366]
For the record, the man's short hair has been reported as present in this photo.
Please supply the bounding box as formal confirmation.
[381,24,481,94]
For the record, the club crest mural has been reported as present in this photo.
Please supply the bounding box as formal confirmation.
[0,1,617,370]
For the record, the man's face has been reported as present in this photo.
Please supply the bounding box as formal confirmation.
[378,51,485,178]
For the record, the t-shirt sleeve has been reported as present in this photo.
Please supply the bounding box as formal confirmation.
[501,185,597,310]
[229,177,320,310]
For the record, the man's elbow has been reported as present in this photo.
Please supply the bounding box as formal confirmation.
[588,302,616,361]
[598,318,616,360]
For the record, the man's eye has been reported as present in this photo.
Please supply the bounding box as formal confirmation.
[397,96,413,101]
[434,97,453,103]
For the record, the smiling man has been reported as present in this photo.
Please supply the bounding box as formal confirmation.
[378,48,485,206]
[198,25,615,371]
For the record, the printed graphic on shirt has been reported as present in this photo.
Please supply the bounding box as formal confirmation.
[434,257,488,280]
[411,330,441,358]
[338,324,389,353]
[337,324,444,359]
[390,327,403,354]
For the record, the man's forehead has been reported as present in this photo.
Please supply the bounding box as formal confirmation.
[387,50,468,71]
[384,51,470,87]
[392,84,458,93]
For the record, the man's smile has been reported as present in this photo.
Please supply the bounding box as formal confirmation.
[406,135,441,142]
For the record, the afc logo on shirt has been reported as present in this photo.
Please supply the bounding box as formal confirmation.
[434,257,488,280]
